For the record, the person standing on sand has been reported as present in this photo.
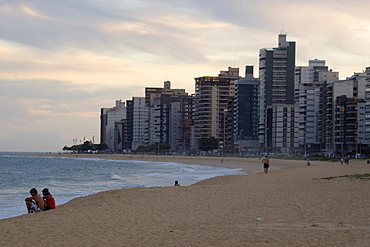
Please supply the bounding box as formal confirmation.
[262,156,270,174]
[42,188,56,211]
[174,180,180,186]
[25,188,44,213]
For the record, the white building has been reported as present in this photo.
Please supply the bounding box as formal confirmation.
[321,67,370,155]
[269,103,299,154]
[100,100,126,151]
[131,97,149,150]
[296,60,338,154]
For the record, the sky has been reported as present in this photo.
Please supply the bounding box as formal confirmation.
[1,0,370,152]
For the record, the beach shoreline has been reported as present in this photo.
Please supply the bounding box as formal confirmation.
[1,154,369,246]
[24,153,309,174]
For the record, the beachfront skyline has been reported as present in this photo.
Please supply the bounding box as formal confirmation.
[1,0,369,152]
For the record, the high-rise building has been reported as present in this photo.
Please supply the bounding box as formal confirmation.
[327,68,370,155]
[334,95,365,156]
[130,97,148,150]
[234,65,260,152]
[296,60,338,154]
[125,97,148,150]
[145,81,190,150]
[364,67,370,145]
[114,119,126,153]
[145,87,163,145]
[177,95,194,152]
[269,103,299,153]
[100,100,126,152]
[125,99,134,150]
[151,94,194,152]
[258,33,296,153]
[146,81,189,147]
[100,108,108,147]
[193,67,240,151]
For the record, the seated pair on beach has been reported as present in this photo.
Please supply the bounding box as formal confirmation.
[25,188,56,213]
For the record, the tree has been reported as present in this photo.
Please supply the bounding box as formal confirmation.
[62,141,108,153]
[134,143,168,153]
[199,137,219,151]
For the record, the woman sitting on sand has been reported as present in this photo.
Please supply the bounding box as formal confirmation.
[42,188,56,211]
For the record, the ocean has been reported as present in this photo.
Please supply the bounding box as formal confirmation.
[0,153,245,219]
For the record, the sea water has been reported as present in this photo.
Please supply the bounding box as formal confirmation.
[0,153,245,219]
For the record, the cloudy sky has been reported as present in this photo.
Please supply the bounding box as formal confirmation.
[1,0,369,152]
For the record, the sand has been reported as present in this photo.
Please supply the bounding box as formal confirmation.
[1,154,369,246]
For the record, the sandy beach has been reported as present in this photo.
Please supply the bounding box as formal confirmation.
[1,154,369,246]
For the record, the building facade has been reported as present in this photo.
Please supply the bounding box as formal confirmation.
[131,97,148,150]
[258,33,296,154]
[234,65,260,152]
[328,68,370,155]
[100,100,126,152]
[296,60,338,155]
[193,67,240,151]
[146,81,188,146]
[269,103,299,154]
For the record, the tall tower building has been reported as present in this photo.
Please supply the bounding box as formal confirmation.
[146,81,189,147]
[100,100,126,152]
[194,67,240,150]
[234,65,260,152]
[131,97,148,150]
[258,33,296,153]
[296,59,338,154]
[328,68,370,155]
[125,97,149,150]
[364,67,370,145]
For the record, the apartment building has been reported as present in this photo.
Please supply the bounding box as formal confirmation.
[100,100,126,152]
[234,65,260,151]
[193,67,240,151]
[296,60,338,154]
[258,33,296,153]
[327,68,370,155]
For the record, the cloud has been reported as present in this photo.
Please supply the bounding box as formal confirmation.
[0,79,104,152]
[20,5,48,19]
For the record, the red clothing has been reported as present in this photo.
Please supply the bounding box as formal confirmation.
[45,195,56,209]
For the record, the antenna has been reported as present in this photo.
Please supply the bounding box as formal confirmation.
[280,26,286,34]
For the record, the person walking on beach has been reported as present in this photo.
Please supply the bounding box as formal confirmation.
[25,188,44,213]
[262,156,270,174]
[42,188,56,211]
[174,180,180,186]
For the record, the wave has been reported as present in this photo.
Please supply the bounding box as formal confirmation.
[111,174,124,180]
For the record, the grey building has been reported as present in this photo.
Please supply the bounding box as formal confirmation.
[328,68,370,155]
[296,60,338,155]
[234,65,260,152]
[100,100,126,152]
[258,33,296,153]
